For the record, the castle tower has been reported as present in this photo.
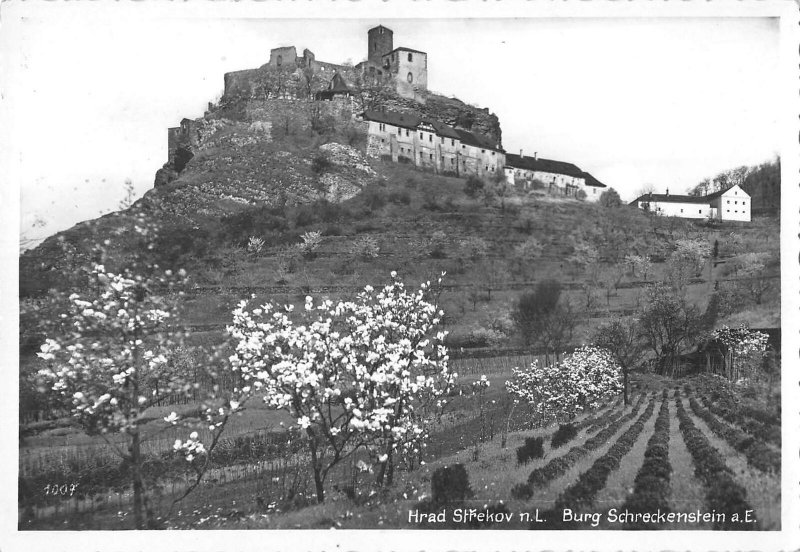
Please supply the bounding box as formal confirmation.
[368,25,393,65]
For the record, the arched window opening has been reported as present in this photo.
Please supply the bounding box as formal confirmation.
[407,72,413,84]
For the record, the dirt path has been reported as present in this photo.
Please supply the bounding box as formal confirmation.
[666,395,713,529]
[588,399,658,511]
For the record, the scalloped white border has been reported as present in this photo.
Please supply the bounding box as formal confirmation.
[1,1,797,550]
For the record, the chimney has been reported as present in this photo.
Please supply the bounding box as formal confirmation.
[666,188,670,196]
[534,151,538,161]
[520,149,524,159]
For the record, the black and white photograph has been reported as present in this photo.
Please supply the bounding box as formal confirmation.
[2,1,798,549]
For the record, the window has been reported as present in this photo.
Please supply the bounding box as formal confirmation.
[420,133,423,139]
[429,135,432,142]
[277,54,283,66]
[451,139,455,146]
[680,209,683,213]
[743,201,746,206]
[408,53,413,62]
[492,151,495,156]
[481,149,486,153]
[735,201,738,204]
[462,145,465,149]
[441,137,444,144]
[406,130,409,137]
[699,210,702,214]
[429,153,433,160]
[441,156,444,164]
[727,200,730,204]
[451,158,455,165]
[726,210,730,213]
[407,72,413,83]
[420,152,423,159]
[381,139,385,143]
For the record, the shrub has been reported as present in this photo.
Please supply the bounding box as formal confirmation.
[349,235,380,260]
[422,188,440,211]
[431,464,473,505]
[362,186,387,212]
[510,483,533,501]
[388,189,412,205]
[311,152,332,174]
[297,231,323,258]
[294,204,316,227]
[429,230,448,259]
[464,176,484,198]
[550,423,578,449]
[515,436,544,465]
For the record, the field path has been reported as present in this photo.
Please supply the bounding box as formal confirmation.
[588,399,658,510]
[681,393,780,530]
[666,394,713,529]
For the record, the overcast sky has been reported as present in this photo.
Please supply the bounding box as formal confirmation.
[2,9,781,245]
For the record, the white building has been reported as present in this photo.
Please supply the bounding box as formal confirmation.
[362,109,505,177]
[504,152,607,202]
[630,185,751,222]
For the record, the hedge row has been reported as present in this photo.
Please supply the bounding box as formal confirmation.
[696,393,780,448]
[618,390,672,529]
[583,393,646,435]
[686,396,780,474]
[516,437,545,465]
[523,393,653,492]
[539,393,658,528]
[574,398,622,432]
[675,392,756,530]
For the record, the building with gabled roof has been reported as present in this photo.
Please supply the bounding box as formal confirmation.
[504,151,606,201]
[361,109,504,177]
[630,184,751,221]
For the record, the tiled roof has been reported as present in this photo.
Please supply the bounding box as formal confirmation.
[362,109,422,130]
[454,128,501,151]
[361,109,502,151]
[385,46,427,56]
[505,153,583,178]
[630,193,711,205]
[581,172,607,188]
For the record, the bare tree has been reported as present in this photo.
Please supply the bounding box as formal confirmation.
[593,317,644,405]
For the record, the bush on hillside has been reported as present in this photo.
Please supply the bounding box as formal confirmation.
[464,176,484,198]
[599,188,623,208]
[362,185,387,212]
[516,436,545,465]
[311,152,332,174]
[429,230,448,258]
[551,423,578,449]
[388,189,412,205]
[431,464,474,505]
[348,235,380,260]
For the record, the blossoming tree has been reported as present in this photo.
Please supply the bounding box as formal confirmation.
[225,272,456,502]
[35,216,240,528]
[710,325,770,382]
[506,346,622,422]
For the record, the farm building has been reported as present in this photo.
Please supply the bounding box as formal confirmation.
[504,151,607,201]
[631,184,751,222]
